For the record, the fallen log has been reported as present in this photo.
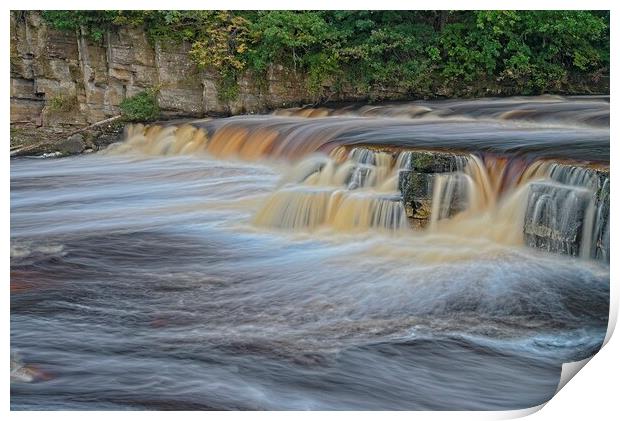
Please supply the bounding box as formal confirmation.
[10,115,123,157]
[67,115,122,136]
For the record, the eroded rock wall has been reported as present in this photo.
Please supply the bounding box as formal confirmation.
[9,11,334,128]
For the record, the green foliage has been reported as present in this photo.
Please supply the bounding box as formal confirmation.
[412,153,435,172]
[188,12,250,71]
[473,10,608,93]
[119,89,160,122]
[215,70,241,103]
[42,10,609,101]
[47,94,77,113]
[42,11,117,41]
[186,12,251,101]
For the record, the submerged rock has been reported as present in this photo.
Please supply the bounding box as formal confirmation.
[10,354,50,383]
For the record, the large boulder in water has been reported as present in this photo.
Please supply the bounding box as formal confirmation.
[57,133,85,155]
[399,171,433,223]
[397,151,468,226]
[398,170,468,226]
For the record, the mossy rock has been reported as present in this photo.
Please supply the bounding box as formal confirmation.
[411,199,432,220]
[399,171,434,199]
[399,171,435,218]
[410,151,460,173]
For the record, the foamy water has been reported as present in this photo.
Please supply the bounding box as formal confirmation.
[11,96,609,410]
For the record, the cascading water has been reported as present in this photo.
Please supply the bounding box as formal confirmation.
[106,124,209,156]
[524,182,594,256]
[524,163,609,259]
[549,163,601,190]
[110,123,609,257]
[429,173,471,229]
[12,96,609,410]
[253,147,407,232]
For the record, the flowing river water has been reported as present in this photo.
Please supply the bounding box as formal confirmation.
[11,96,610,410]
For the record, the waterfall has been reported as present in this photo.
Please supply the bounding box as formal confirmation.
[106,124,208,156]
[396,151,414,170]
[108,123,609,261]
[549,163,600,190]
[348,147,377,165]
[524,182,595,256]
[593,178,610,260]
[253,148,407,232]
[429,173,471,229]
[253,188,407,232]
[253,187,334,230]
[253,146,609,263]
[522,163,608,259]
[327,192,407,232]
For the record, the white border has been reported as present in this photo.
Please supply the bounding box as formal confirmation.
[2,1,618,11]
[3,1,617,420]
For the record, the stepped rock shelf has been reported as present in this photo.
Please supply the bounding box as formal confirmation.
[397,150,609,261]
[14,95,609,264]
[105,113,610,263]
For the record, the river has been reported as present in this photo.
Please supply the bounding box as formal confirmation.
[11,96,610,410]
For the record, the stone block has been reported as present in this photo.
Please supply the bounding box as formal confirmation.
[158,87,203,115]
[109,45,135,66]
[524,182,594,257]
[46,30,79,60]
[131,65,158,87]
[399,168,470,225]
[104,82,125,108]
[34,78,61,96]
[124,28,156,67]
[10,98,45,123]
[155,42,202,89]
[11,78,36,99]
[85,86,106,106]
[202,78,222,113]
[399,171,434,203]
[109,66,133,82]
[399,171,434,222]
[58,80,78,97]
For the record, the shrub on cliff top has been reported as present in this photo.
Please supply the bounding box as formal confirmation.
[119,89,160,122]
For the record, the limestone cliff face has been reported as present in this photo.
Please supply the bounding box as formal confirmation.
[10,11,340,128]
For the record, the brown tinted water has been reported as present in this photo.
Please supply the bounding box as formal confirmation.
[11,96,609,410]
